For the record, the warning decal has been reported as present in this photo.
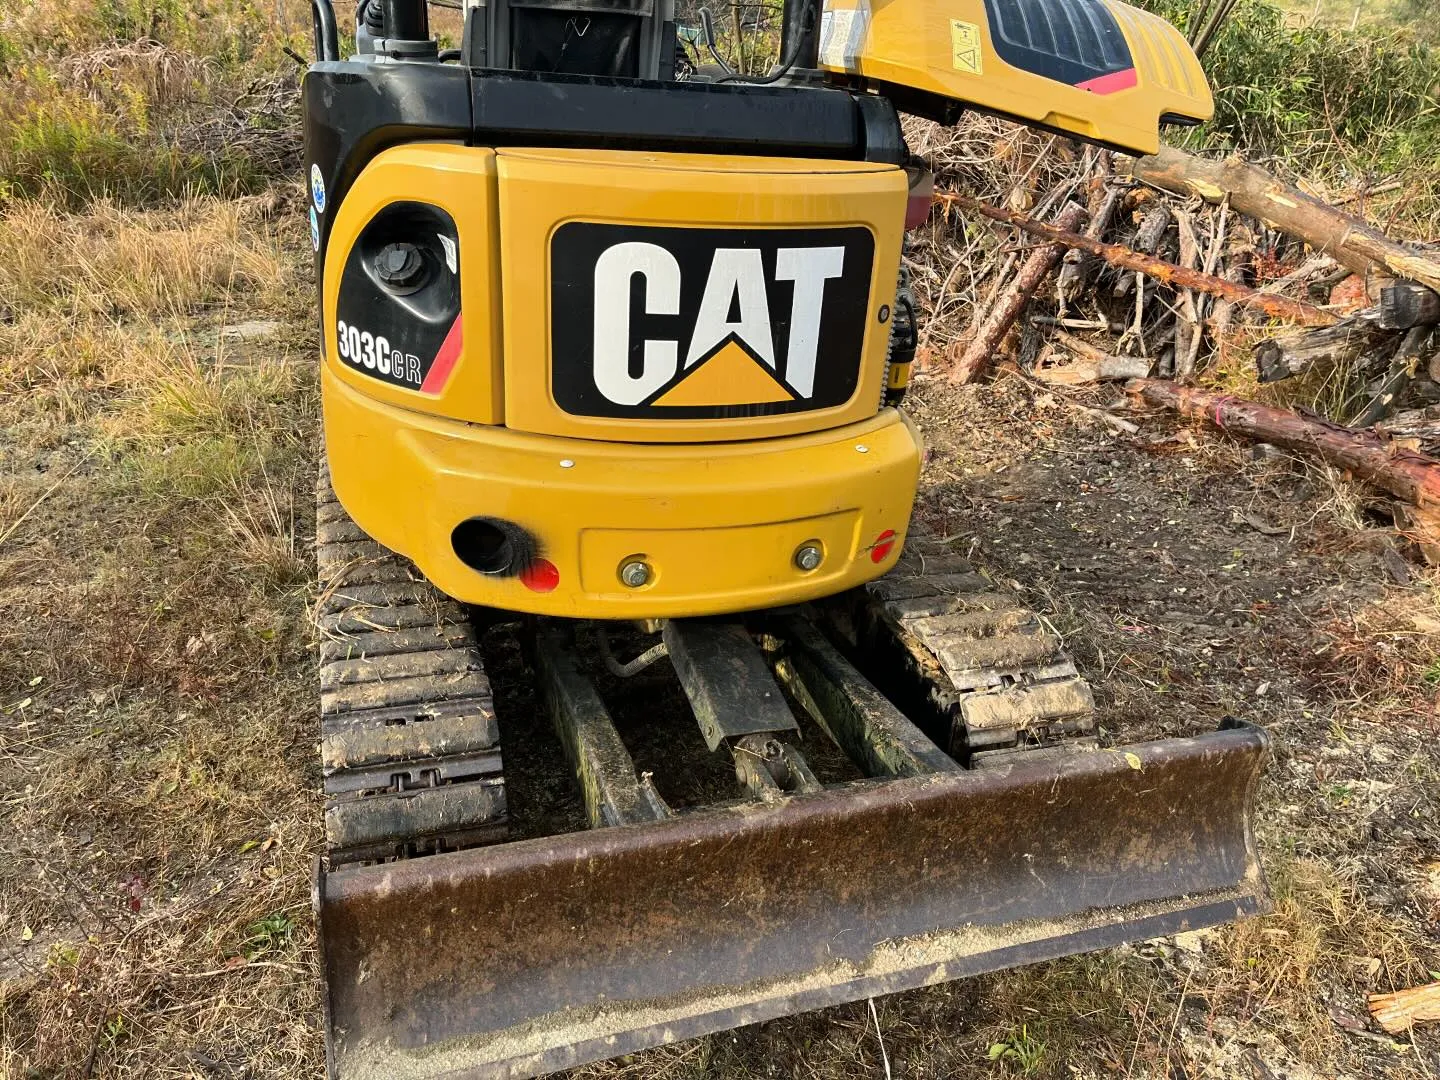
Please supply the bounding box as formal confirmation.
[950,19,983,75]
[818,2,869,73]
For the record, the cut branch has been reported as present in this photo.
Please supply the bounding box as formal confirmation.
[1349,326,1431,428]
[1126,146,1440,295]
[1378,282,1440,330]
[1252,316,1391,383]
[1174,210,1203,380]
[1369,983,1440,1035]
[1128,379,1440,517]
[936,191,1337,328]
[1058,184,1123,302]
[1035,339,1150,385]
[950,201,1088,384]
[1133,201,1174,254]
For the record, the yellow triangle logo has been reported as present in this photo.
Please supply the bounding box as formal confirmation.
[652,340,795,407]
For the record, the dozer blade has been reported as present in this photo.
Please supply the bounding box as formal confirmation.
[319,717,1267,1079]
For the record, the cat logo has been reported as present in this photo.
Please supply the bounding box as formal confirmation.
[550,223,875,419]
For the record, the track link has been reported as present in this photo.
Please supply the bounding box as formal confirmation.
[854,532,1096,763]
[316,465,507,865]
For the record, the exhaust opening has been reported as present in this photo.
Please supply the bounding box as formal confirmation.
[452,517,538,578]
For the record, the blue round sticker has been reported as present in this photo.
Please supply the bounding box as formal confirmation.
[310,163,326,212]
[310,206,321,252]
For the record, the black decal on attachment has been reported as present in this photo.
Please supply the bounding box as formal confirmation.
[552,222,874,420]
[335,202,460,392]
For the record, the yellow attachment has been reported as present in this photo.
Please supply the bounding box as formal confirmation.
[495,146,907,443]
[817,0,1211,155]
[323,364,922,618]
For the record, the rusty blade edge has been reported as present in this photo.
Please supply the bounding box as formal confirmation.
[324,723,1268,902]
[365,892,1262,1080]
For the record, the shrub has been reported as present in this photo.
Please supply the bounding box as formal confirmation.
[1137,0,1440,174]
[0,1,306,206]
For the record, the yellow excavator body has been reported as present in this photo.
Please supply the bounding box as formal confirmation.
[322,143,921,616]
[817,0,1213,153]
[304,3,1267,1078]
[324,364,922,617]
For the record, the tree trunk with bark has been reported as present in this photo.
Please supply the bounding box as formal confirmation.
[950,202,1089,384]
[1127,146,1440,295]
[1128,379,1440,517]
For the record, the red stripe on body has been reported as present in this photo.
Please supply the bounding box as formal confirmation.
[1076,68,1138,94]
[419,315,463,394]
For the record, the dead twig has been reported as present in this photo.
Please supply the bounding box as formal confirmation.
[935,192,1338,328]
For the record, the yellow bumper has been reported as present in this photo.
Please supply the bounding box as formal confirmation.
[323,366,923,619]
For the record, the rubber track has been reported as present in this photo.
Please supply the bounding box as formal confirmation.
[863,533,1096,760]
[316,464,507,864]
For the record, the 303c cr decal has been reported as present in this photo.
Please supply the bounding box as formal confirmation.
[336,320,425,386]
[332,201,462,395]
[551,222,875,420]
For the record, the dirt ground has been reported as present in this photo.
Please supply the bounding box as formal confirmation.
[2,195,1438,1079]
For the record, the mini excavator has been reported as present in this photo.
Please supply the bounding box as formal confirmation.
[304,1,1269,1076]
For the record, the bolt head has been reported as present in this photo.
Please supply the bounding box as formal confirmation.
[619,559,651,588]
[794,543,823,572]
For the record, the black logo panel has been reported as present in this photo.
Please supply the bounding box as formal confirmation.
[551,222,874,420]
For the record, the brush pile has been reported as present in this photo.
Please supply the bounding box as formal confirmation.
[905,114,1440,550]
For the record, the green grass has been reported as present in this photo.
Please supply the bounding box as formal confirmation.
[1139,0,1440,178]
[0,2,306,206]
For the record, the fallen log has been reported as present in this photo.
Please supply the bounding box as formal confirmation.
[1127,147,1440,296]
[1378,282,1440,330]
[1127,379,1440,521]
[950,201,1088,384]
[936,192,1337,328]
[1252,315,1391,383]
[1369,983,1440,1035]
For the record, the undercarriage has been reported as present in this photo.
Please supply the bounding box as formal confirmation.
[314,467,1268,1080]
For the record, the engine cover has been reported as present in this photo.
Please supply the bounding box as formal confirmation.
[496,146,907,443]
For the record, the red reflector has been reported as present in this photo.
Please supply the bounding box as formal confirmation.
[521,558,559,593]
[870,529,897,564]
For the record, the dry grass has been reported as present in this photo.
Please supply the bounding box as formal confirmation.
[0,196,289,319]
[0,182,321,1077]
